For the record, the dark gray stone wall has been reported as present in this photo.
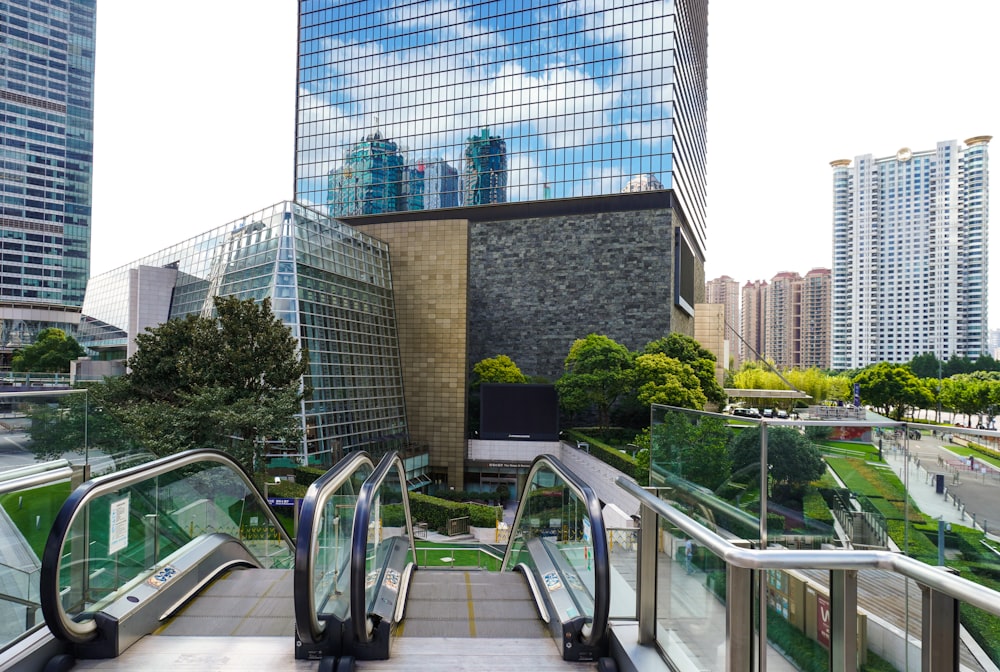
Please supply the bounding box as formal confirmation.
[468,208,685,382]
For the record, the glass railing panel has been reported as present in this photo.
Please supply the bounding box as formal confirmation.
[0,390,156,478]
[507,462,598,625]
[312,462,372,621]
[0,461,74,651]
[649,403,1000,670]
[53,456,292,621]
[361,462,406,613]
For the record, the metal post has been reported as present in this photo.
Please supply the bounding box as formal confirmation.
[637,502,657,644]
[829,570,858,672]
[758,423,768,672]
[921,583,959,670]
[727,565,754,672]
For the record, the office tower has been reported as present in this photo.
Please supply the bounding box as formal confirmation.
[327,130,406,217]
[705,275,740,368]
[295,0,709,487]
[991,328,1000,359]
[79,202,409,466]
[0,0,96,367]
[832,138,990,369]
[741,280,767,364]
[464,128,507,205]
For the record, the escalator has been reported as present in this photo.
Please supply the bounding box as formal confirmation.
[19,449,611,671]
[296,452,612,670]
[19,449,374,671]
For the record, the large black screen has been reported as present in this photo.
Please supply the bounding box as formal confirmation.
[480,383,559,441]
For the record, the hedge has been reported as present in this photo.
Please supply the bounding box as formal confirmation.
[293,466,328,488]
[565,428,643,481]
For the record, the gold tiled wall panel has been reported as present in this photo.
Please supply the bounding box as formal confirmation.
[360,219,469,488]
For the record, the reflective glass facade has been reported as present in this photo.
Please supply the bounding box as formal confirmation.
[0,0,96,359]
[80,202,408,465]
[295,0,707,251]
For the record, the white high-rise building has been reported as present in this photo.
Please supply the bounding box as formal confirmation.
[831,137,990,370]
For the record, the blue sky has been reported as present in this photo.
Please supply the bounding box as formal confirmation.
[91,0,1000,329]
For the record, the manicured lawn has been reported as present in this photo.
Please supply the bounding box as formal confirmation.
[410,540,502,570]
[0,481,72,558]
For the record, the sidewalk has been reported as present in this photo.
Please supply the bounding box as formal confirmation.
[885,447,972,529]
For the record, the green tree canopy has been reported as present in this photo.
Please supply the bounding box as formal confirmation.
[729,425,825,495]
[651,410,733,490]
[555,333,632,428]
[632,353,707,409]
[12,328,85,373]
[853,362,931,420]
[105,296,308,471]
[908,352,943,379]
[643,333,726,407]
[471,355,527,387]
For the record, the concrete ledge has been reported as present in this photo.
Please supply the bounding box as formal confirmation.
[608,621,671,672]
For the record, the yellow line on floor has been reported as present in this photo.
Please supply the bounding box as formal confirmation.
[464,571,476,637]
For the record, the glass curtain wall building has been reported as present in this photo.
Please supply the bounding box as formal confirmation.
[831,137,990,369]
[295,0,708,252]
[79,202,408,466]
[0,0,96,365]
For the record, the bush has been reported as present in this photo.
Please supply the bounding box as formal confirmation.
[293,466,327,488]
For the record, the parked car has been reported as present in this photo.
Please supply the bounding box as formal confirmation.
[776,409,789,419]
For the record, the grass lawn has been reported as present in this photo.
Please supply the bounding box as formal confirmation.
[825,457,921,521]
[0,481,72,558]
[816,440,880,459]
[410,540,503,570]
[943,444,1000,470]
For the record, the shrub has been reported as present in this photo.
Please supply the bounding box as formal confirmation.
[293,466,327,488]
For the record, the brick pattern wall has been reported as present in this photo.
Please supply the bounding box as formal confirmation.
[358,219,469,488]
[468,208,686,381]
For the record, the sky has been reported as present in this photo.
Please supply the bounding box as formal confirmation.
[90,0,1000,327]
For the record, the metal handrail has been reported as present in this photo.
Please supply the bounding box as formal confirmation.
[616,477,1000,616]
[40,448,293,643]
[293,451,376,645]
[350,451,416,645]
[502,453,610,649]
[0,462,73,495]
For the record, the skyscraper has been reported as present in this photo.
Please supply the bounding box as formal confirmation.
[705,275,740,368]
[831,138,990,369]
[0,0,96,367]
[741,280,767,364]
[295,0,709,487]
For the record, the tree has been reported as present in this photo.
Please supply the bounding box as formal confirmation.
[555,334,632,428]
[12,328,85,373]
[643,334,726,407]
[650,410,732,490]
[632,353,707,409]
[105,296,308,472]
[729,425,825,496]
[853,363,931,420]
[471,355,527,387]
[908,352,942,379]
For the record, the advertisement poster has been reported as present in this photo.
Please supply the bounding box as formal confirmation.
[817,594,831,649]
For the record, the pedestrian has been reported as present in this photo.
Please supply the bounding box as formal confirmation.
[685,538,694,574]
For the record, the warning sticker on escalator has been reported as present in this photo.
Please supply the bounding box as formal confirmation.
[543,571,562,591]
[383,568,400,592]
[146,565,178,589]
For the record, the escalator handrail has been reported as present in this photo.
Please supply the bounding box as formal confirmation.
[500,453,610,649]
[40,448,293,644]
[350,451,416,645]
[293,450,376,645]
